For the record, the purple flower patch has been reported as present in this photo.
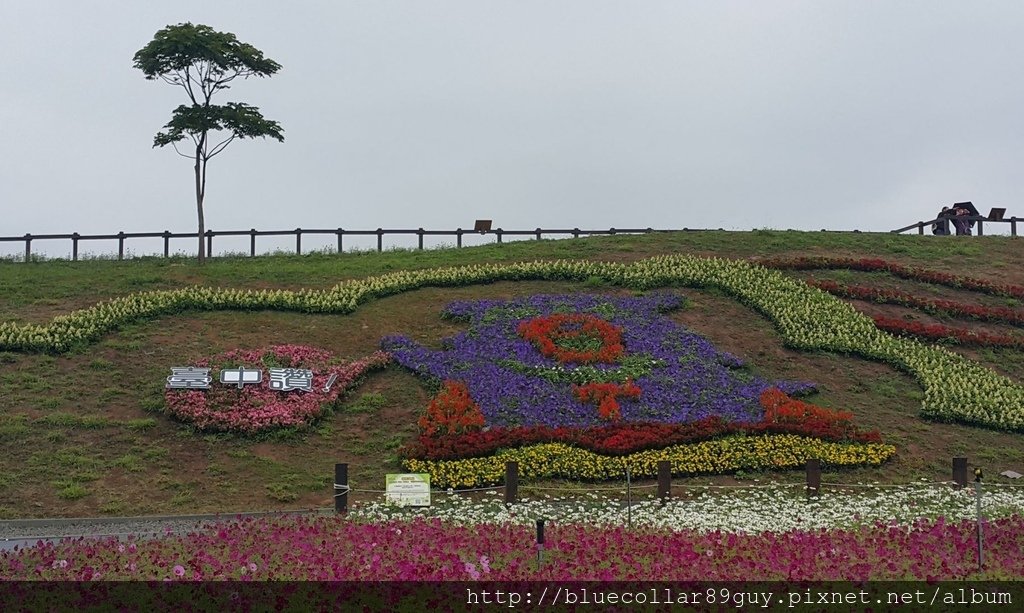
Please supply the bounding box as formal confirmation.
[381,293,816,428]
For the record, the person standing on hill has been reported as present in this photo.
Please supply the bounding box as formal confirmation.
[951,203,972,236]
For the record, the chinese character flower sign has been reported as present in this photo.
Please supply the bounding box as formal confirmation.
[164,345,391,434]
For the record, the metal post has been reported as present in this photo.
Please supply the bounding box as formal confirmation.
[625,465,632,529]
[417,228,424,250]
[456,228,463,248]
[206,231,213,258]
[334,463,348,514]
[504,461,518,505]
[250,229,257,257]
[72,233,80,261]
[336,229,344,254]
[806,458,821,497]
[377,228,383,252]
[657,460,671,504]
[535,519,545,568]
[975,468,984,570]
[117,232,125,260]
[953,457,968,487]
[24,234,31,263]
[1012,218,1017,237]
[295,228,302,255]
[163,231,171,258]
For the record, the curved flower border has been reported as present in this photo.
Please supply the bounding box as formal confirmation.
[405,435,896,488]
[3,255,1024,432]
[164,346,391,434]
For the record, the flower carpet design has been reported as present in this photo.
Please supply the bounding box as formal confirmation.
[383,294,892,486]
[3,254,1024,431]
[163,345,391,434]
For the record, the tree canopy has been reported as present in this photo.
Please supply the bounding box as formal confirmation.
[134,23,283,262]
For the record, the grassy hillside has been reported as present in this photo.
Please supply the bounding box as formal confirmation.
[1,230,1022,518]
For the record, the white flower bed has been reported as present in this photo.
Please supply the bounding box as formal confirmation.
[347,482,1024,534]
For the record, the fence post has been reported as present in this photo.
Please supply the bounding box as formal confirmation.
[572,228,580,238]
[495,228,503,244]
[417,228,424,250]
[206,231,213,258]
[295,228,302,255]
[535,228,542,240]
[334,463,348,514]
[805,458,821,497]
[504,461,518,505]
[250,229,257,257]
[1012,218,1017,237]
[953,456,968,487]
[117,231,125,260]
[456,228,463,248]
[376,228,383,252]
[918,223,924,235]
[336,229,344,253]
[977,220,984,236]
[24,233,31,263]
[609,227,617,235]
[163,231,171,258]
[657,460,672,504]
[72,233,80,261]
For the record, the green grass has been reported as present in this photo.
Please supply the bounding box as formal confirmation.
[0,230,1023,518]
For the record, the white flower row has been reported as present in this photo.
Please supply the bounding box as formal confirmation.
[347,483,1024,534]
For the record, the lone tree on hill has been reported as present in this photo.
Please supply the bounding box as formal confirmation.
[134,23,283,263]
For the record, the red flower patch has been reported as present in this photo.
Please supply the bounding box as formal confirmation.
[402,388,881,460]
[573,380,641,421]
[418,381,486,437]
[517,313,624,364]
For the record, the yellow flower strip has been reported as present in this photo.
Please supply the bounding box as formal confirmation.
[403,434,896,489]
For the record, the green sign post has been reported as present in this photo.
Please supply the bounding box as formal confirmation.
[385,473,431,507]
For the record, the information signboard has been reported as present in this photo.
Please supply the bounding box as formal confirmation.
[385,473,431,507]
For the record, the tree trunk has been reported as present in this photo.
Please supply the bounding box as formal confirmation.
[194,145,205,264]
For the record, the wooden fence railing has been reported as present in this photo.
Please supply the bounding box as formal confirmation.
[332,456,982,513]
[892,216,1021,236]
[0,226,685,263]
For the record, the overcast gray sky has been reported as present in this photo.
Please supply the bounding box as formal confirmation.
[2,1,1023,257]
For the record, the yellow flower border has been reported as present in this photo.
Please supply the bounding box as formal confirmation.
[403,434,896,488]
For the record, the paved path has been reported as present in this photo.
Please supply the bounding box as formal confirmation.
[0,509,328,551]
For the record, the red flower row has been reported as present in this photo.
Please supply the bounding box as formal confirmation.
[757,256,1024,299]
[807,279,1024,327]
[517,313,624,364]
[572,380,641,421]
[872,316,1024,348]
[402,389,881,460]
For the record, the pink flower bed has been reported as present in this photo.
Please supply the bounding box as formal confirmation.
[163,346,391,433]
[4,515,1022,582]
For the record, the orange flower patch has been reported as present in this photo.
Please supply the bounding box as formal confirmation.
[573,380,642,422]
[418,380,486,437]
[517,313,624,364]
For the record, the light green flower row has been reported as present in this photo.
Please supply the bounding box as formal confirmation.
[1,255,1023,431]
